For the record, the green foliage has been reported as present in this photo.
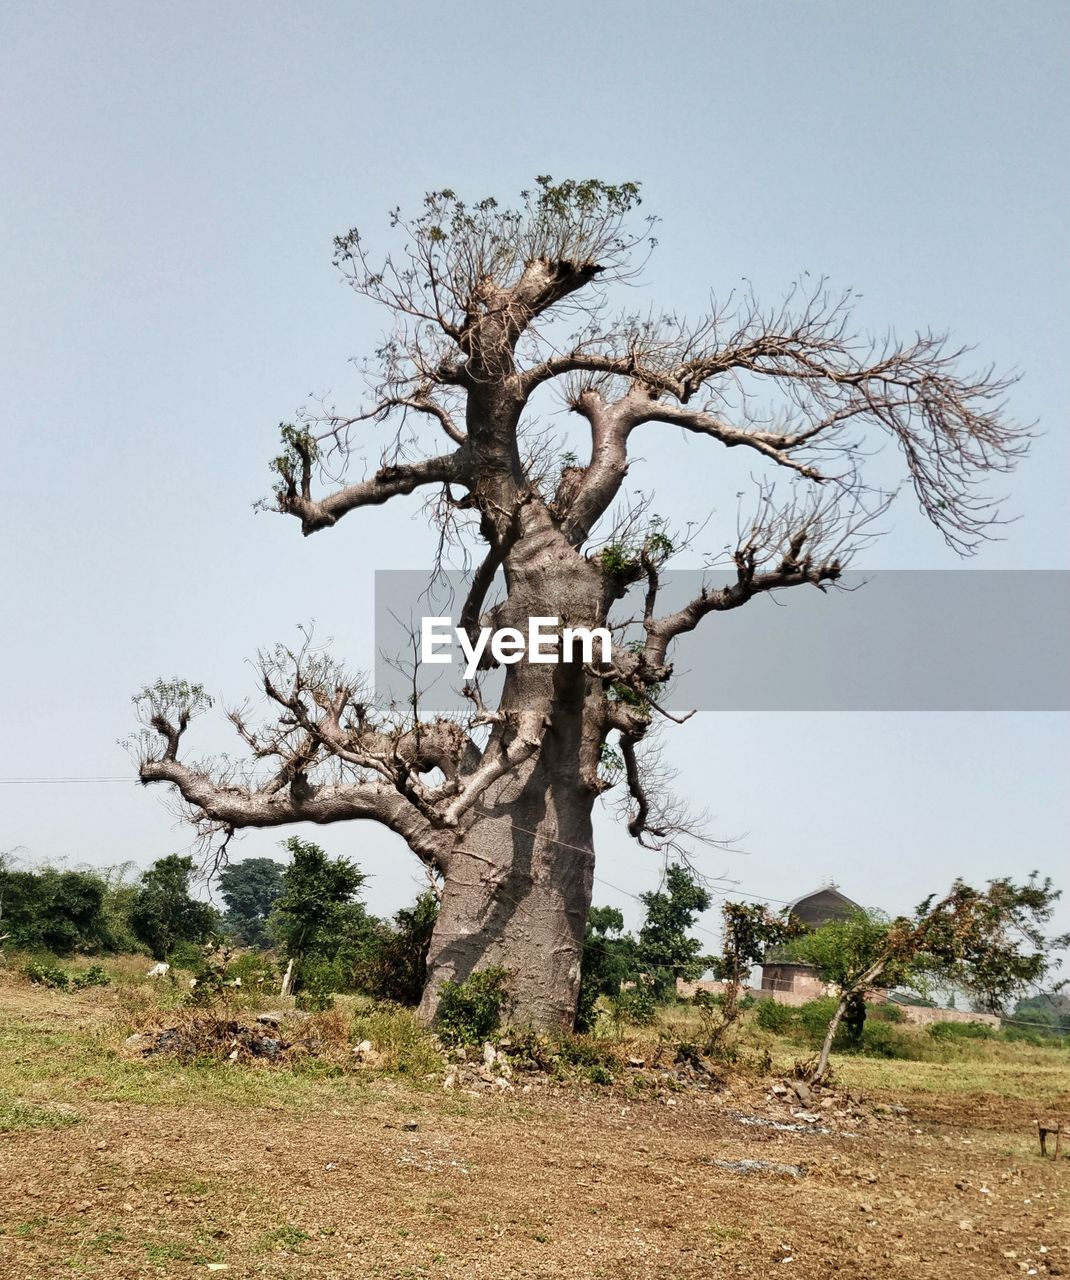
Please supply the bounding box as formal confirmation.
[785,909,902,993]
[348,1003,443,1077]
[797,997,842,1047]
[912,873,1069,1013]
[576,905,636,1032]
[859,1020,918,1060]
[227,951,278,989]
[23,961,109,990]
[928,1020,996,1041]
[217,857,285,947]
[1001,1024,1068,1048]
[754,999,795,1034]
[128,855,220,961]
[435,967,511,1045]
[1014,992,1070,1034]
[608,983,657,1028]
[269,837,379,996]
[293,962,337,1011]
[635,865,711,999]
[704,901,803,1049]
[363,891,438,1006]
[268,422,319,502]
[0,866,116,955]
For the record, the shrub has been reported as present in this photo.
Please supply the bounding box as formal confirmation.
[435,967,511,1045]
[860,1020,919,1059]
[23,961,110,991]
[796,997,841,1047]
[23,961,74,988]
[754,999,794,1033]
[609,984,657,1027]
[1001,1025,1068,1048]
[293,959,338,1012]
[928,1020,996,1041]
[868,1002,904,1023]
[72,964,110,990]
[363,892,438,1006]
[228,951,279,988]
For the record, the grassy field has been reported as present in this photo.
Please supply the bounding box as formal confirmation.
[1,961,1068,1278]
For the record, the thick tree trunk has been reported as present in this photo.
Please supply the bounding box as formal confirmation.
[418,762,596,1031]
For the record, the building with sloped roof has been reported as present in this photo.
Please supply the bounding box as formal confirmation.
[760,884,862,1005]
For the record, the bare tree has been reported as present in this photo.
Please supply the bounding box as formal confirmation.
[132,179,1028,1030]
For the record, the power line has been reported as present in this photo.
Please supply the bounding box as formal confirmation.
[0,777,136,784]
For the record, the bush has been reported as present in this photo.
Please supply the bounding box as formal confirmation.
[227,951,279,989]
[435,967,511,1045]
[293,958,340,1012]
[363,892,438,1006]
[23,960,110,990]
[796,997,841,1047]
[609,984,657,1027]
[23,961,72,988]
[1001,1025,1068,1048]
[868,1002,904,1023]
[754,999,794,1034]
[928,1020,996,1041]
[860,1020,919,1059]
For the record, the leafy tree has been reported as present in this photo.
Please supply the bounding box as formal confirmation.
[0,865,115,955]
[576,905,636,1031]
[364,890,439,1005]
[703,901,802,1050]
[792,875,1069,1082]
[217,857,285,947]
[128,855,219,960]
[1014,992,1070,1035]
[635,865,711,1000]
[132,177,1029,1029]
[97,862,144,953]
[268,837,377,993]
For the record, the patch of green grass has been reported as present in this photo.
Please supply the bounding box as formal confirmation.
[12,1216,48,1236]
[144,1241,200,1263]
[89,1230,126,1253]
[259,1224,312,1252]
[0,1094,83,1132]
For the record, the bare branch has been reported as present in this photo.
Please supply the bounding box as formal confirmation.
[277,449,469,536]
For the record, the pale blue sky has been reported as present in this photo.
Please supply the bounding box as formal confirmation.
[2,2,1067,939]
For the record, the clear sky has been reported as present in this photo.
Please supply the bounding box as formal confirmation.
[2,2,1067,942]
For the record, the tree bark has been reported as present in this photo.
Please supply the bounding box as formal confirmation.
[812,992,850,1084]
[418,757,597,1031]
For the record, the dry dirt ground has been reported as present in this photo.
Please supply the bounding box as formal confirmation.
[1,979,1068,1279]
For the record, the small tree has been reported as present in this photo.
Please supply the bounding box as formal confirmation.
[703,901,802,1051]
[217,857,285,947]
[635,865,711,1001]
[794,875,1068,1082]
[576,905,637,1031]
[269,837,377,993]
[0,866,115,955]
[364,890,439,1005]
[128,855,220,960]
